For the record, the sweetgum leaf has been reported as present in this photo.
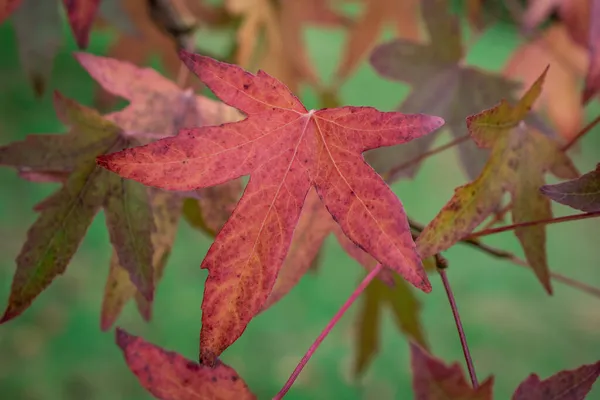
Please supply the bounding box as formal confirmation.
[116,328,256,400]
[540,164,600,212]
[416,67,579,293]
[368,0,549,181]
[97,50,444,364]
[512,360,600,399]
[411,343,494,400]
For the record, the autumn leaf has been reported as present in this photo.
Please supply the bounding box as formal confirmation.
[512,360,600,399]
[116,328,256,400]
[541,164,600,212]
[354,275,428,376]
[416,67,579,293]
[504,24,587,141]
[0,92,157,322]
[4,0,104,95]
[411,342,494,400]
[334,0,422,83]
[73,52,242,328]
[368,0,541,181]
[97,50,444,364]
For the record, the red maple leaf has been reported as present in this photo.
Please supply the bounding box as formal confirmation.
[98,50,443,364]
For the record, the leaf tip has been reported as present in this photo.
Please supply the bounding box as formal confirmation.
[431,116,445,130]
[0,305,19,325]
[115,327,134,349]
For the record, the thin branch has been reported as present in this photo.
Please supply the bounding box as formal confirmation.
[382,134,470,181]
[408,219,600,298]
[435,255,479,388]
[561,114,600,152]
[469,211,600,238]
[272,264,383,400]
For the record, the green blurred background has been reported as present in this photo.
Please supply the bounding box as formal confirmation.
[1,4,600,400]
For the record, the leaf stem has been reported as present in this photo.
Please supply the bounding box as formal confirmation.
[561,115,600,151]
[272,264,383,400]
[435,255,479,389]
[383,134,470,181]
[468,211,600,239]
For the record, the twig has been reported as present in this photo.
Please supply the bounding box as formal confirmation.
[435,254,479,388]
[468,211,600,239]
[408,219,600,298]
[272,264,383,400]
[561,115,600,152]
[383,134,470,181]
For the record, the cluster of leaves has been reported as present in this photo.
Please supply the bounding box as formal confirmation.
[2,0,600,398]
